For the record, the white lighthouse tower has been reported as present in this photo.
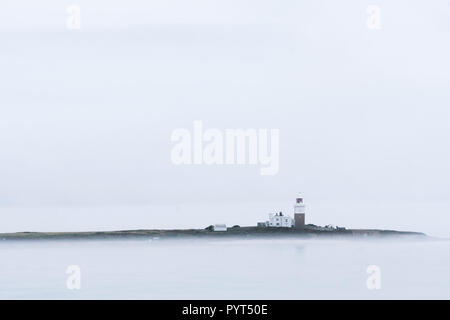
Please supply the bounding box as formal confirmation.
[294,194,306,229]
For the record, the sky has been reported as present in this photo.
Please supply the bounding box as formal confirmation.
[0,1,450,235]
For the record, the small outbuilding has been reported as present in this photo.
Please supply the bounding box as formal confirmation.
[213,224,227,232]
[257,222,267,228]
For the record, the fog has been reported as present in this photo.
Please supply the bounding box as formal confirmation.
[1,238,449,299]
[1,1,450,237]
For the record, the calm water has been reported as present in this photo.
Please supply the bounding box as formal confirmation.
[0,238,449,299]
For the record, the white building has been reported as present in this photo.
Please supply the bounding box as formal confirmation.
[258,194,306,228]
[213,224,227,232]
[266,212,294,228]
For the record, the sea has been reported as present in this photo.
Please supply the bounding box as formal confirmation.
[1,237,449,299]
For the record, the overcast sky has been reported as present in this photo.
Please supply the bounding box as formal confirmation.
[1,1,449,234]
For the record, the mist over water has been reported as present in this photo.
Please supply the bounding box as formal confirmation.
[1,201,449,237]
[1,0,450,300]
[1,238,449,299]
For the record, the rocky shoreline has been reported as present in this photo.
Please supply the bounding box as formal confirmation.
[0,225,427,241]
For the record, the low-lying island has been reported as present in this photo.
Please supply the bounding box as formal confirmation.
[0,225,426,241]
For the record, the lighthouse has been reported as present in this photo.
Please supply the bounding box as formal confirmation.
[294,194,306,229]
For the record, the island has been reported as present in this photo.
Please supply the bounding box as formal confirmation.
[0,195,427,241]
[0,224,426,241]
